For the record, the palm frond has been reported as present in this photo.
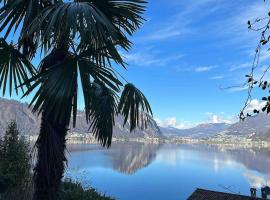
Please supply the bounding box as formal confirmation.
[118,83,152,132]
[87,0,146,34]
[22,53,78,124]
[22,51,123,127]
[79,43,126,69]
[78,0,147,66]
[28,2,114,47]
[0,0,55,58]
[0,38,36,96]
[75,52,123,148]
[88,82,118,148]
[78,58,122,92]
[78,56,123,126]
[28,1,143,66]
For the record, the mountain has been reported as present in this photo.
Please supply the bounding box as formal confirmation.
[2,97,270,141]
[161,114,270,140]
[0,98,40,136]
[161,123,230,138]
[224,114,270,139]
[0,98,162,139]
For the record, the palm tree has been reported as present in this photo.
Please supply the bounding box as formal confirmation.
[0,0,152,199]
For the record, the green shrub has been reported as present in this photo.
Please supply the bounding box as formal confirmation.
[0,121,115,200]
[60,179,114,200]
[0,120,32,200]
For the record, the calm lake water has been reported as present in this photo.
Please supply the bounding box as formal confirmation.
[65,143,270,200]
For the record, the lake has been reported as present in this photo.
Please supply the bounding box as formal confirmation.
[65,143,270,200]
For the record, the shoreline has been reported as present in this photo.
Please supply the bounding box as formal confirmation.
[66,137,270,149]
[24,134,270,149]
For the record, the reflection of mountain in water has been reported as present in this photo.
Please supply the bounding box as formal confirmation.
[67,142,162,175]
[68,143,270,185]
[225,147,270,175]
[106,143,162,174]
[179,144,270,188]
[183,144,270,175]
[223,146,270,188]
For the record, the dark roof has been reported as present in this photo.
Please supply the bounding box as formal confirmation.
[187,188,263,200]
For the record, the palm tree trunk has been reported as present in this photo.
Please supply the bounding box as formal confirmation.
[33,110,70,200]
[33,49,72,200]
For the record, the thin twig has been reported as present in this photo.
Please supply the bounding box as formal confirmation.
[240,17,270,118]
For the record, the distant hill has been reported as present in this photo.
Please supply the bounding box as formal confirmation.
[0,98,162,139]
[161,114,270,140]
[161,123,230,138]
[0,98,40,136]
[2,97,270,141]
[224,114,270,139]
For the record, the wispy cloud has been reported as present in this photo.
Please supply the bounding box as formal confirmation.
[142,26,186,41]
[229,63,250,72]
[139,19,190,42]
[155,117,195,129]
[195,65,217,72]
[215,1,270,48]
[173,0,224,20]
[210,75,224,80]
[226,62,270,91]
[175,65,218,73]
[259,51,270,63]
[140,0,223,42]
[219,2,270,87]
[122,48,184,67]
[226,86,248,93]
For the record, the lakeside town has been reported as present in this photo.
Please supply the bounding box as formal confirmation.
[24,131,270,149]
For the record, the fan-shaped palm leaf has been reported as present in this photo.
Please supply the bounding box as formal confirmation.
[0,38,36,96]
[0,0,55,58]
[23,52,123,125]
[78,56,123,125]
[78,57,122,92]
[28,2,118,48]
[88,82,118,148]
[118,83,152,132]
[27,1,145,66]
[84,0,146,34]
[22,53,78,124]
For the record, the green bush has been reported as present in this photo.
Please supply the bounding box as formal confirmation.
[0,120,32,200]
[60,180,114,200]
[0,120,115,200]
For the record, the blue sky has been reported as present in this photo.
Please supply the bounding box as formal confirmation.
[2,0,270,129]
[119,0,270,128]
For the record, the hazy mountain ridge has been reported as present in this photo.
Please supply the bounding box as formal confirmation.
[225,114,270,138]
[2,98,270,141]
[0,98,162,139]
[161,114,270,140]
[161,123,230,138]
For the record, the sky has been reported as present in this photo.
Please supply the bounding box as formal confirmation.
[2,0,270,129]
[119,0,270,128]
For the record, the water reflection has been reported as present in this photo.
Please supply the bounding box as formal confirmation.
[67,142,162,174]
[105,143,162,174]
[173,144,270,188]
[174,144,270,175]
[66,143,270,200]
